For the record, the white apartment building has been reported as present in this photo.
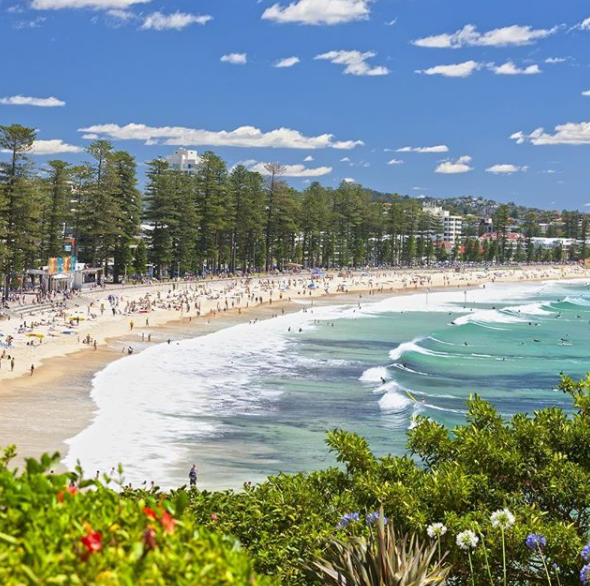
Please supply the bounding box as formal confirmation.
[164,148,200,174]
[423,205,463,244]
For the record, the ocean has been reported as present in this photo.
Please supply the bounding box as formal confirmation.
[64,278,590,489]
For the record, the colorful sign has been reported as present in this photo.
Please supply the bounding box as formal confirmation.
[48,256,77,275]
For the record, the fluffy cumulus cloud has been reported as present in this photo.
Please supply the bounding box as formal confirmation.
[387,159,404,165]
[246,161,332,177]
[490,61,541,75]
[486,164,528,174]
[303,155,314,161]
[510,122,590,146]
[413,24,559,49]
[343,177,355,183]
[30,139,83,154]
[417,60,482,78]
[579,17,590,30]
[314,50,388,76]
[221,53,248,65]
[273,56,300,68]
[78,122,364,150]
[396,145,449,153]
[27,0,150,10]
[141,12,212,30]
[582,91,590,97]
[262,0,373,25]
[435,155,473,174]
[0,95,65,107]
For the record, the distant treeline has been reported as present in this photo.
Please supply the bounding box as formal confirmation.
[0,124,588,287]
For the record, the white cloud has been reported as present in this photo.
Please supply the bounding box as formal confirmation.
[490,61,541,75]
[303,155,314,161]
[545,57,567,64]
[31,139,83,154]
[396,145,449,153]
[486,164,528,174]
[435,155,473,174]
[387,159,404,165]
[79,122,363,150]
[385,18,397,26]
[0,95,65,107]
[28,0,149,10]
[107,8,134,19]
[413,24,559,49]
[248,162,332,177]
[262,0,373,25]
[315,50,388,76]
[221,53,247,65]
[417,60,482,78]
[141,12,211,30]
[274,56,300,68]
[510,122,590,146]
[340,156,351,162]
[582,90,590,97]
[343,177,355,183]
[579,17,590,30]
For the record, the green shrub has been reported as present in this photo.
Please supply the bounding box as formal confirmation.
[0,448,271,586]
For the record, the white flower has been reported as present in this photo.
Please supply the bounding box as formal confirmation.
[427,523,448,538]
[456,530,479,550]
[490,508,515,530]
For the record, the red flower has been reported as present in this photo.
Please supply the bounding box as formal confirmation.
[143,506,157,520]
[81,530,102,556]
[57,485,78,503]
[160,511,175,534]
[210,513,219,522]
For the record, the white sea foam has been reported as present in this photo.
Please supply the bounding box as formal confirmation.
[392,363,429,376]
[563,295,590,307]
[360,366,390,383]
[389,340,453,361]
[453,309,526,326]
[504,302,552,317]
[377,382,414,413]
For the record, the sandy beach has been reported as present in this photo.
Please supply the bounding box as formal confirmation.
[1,264,588,468]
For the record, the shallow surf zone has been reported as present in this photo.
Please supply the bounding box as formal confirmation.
[63,303,355,486]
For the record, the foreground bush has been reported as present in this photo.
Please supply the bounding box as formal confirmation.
[0,447,270,586]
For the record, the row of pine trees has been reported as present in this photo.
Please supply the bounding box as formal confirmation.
[0,123,588,290]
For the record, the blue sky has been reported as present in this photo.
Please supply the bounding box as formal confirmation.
[1,0,589,209]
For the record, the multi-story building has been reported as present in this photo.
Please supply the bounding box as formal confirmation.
[422,205,463,244]
[164,148,200,174]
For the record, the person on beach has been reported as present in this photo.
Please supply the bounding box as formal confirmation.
[30,364,34,376]
[129,320,134,331]
[189,464,198,488]
[10,357,14,372]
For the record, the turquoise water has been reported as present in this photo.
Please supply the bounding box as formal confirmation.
[65,279,590,489]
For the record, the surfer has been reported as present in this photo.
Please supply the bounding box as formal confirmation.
[380,377,386,384]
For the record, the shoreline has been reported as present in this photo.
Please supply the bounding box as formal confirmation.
[1,264,589,468]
